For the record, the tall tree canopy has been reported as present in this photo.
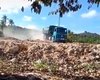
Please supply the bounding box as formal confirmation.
[9,19,14,26]
[0,0,99,17]
[26,0,100,17]
[2,15,7,26]
[0,15,15,32]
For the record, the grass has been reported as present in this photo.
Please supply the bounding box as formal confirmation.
[32,60,58,73]
[79,62,100,72]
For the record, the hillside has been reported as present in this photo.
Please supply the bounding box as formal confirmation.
[67,31,100,44]
[78,31,100,37]
[1,26,44,40]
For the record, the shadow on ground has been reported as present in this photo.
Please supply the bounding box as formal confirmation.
[0,74,100,80]
[0,74,42,80]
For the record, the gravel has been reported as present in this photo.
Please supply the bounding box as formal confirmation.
[0,37,100,80]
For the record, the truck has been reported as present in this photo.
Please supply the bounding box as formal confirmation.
[43,25,67,42]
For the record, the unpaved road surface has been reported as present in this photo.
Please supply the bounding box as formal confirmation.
[0,37,100,80]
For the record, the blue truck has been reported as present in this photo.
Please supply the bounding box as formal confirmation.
[43,25,67,42]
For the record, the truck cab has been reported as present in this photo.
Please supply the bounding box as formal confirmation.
[52,27,67,42]
[43,25,67,42]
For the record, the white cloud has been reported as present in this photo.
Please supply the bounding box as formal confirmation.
[0,0,31,14]
[23,16,32,22]
[81,10,97,18]
[41,17,47,20]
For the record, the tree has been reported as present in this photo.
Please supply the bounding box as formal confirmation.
[0,15,15,32]
[0,15,8,32]
[26,0,100,17]
[0,20,5,32]
[2,15,7,26]
[9,19,14,26]
[67,30,74,42]
[0,0,99,17]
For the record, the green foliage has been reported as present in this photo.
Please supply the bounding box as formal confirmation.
[81,62,100,71]
[32,60,48,71]
[30,0,82,17]
[0,0,99,17]
[0,15,15,32]
[26,0,100,17]
[32,60,58,73]
[2,15,7,26]
[74,35,100,44]
[67,30,74,42]
[9,19,15,26]
[88,0,100,7]
[67,31,100,44]
[0,20,5,32]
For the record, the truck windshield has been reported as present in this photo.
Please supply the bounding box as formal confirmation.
[57,28,67,34]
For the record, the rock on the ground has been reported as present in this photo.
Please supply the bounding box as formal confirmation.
[0,37,100,80]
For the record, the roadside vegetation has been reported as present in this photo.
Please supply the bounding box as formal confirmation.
[0,15,15,36]
[67,30,100,44]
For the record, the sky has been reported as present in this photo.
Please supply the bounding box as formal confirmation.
[0,0,100,34]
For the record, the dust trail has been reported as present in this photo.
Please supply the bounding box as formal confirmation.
[3,26,44,40]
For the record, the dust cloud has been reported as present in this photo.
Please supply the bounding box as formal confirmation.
[3,26,44,40]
